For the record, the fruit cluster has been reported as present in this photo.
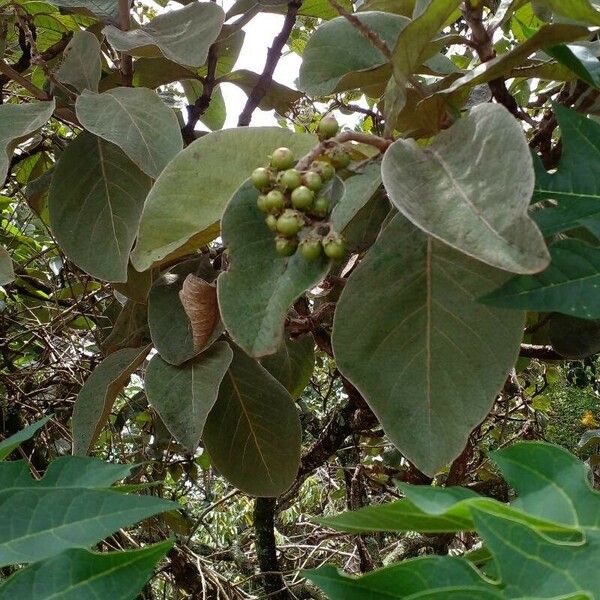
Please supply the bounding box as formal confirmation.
[250,117,348,261]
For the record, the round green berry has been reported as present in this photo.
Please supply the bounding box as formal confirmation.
[300,237,322,261]
[265,189,285,213]
[275,236,297,256]
[251,167,271,190]
[322,233,346,260]
[276,209,304,237]
[280,168,302,190]
[265,214,278,232]
[270,147,295,171]
[312,161,335,182]
[291,186,314,211]
[317,115,339,140]
[312,196,329,218]
[329,147,351,170]
[257,194,270,213]
[302,170,322,192]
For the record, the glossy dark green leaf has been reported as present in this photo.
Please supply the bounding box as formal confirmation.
[0,457,174,566]
[481,239,600,319]
[48,133,151,282]
[203,346,301,496]
[382,103,549,274]
[0,541,172,600]
[546,44,600,88]
[538,0,600,25]
[218,182,329,358]
[533,106,600,236]
[145,341,233,451]
[72,346,151,455]
[0,416,51,461]
[332,216,525,476]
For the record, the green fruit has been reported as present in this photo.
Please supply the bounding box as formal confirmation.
[265,214,278,231]
[312,161,335,181]
[257,194,270,213]
[300,237,322,261]
[323,233,346,260]
[275,236,297,256]
[312,196,329,218]
[291,186,314,210]
[302,170,322,192]
[251,167,271,190]
[330,147,351,169]
[318,115,339,140]
[265,189,285,213]
[280,168,302,190]
[276,209,304,237]
[270,147,295,170]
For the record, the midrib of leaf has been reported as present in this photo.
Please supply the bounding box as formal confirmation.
[96,139,120,258]
[227,371,274,484]
[426,237,433,451]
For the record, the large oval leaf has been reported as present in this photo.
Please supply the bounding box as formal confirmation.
[76,87,182,178]
[56,31,102,93]
[381,103,550,274]
[217,182,329,357]
[332,216,525,476]
[103,2,225,68]
[49,133,151,282]
[131,127,316,272]
[72,345,151,455]
[0,100,55,184]
[145,341,233,452]
[203,346,301,496]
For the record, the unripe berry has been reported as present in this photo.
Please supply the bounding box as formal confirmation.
[302,170,322,192]
[312,161,335,182]
[275,236,297,256]
[265,189,285,213]
[251,167,271,190]
[291,186,314,211]
[270,147,295,170]
[322,232,346,260]
[257,194,270,213]
[280,168,302,190]
[312,196,329,218]
[276,209,304,237]
[329,147,351,170]
[265,214,278,232]
[299,237,322,261]
[317,115,339,140]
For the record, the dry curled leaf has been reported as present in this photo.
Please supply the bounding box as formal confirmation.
[179,274,219,352]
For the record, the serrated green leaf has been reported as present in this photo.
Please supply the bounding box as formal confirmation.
[145,341,233,452]
[48,133,151,282]
[131,127,316,271]
[103,2,224,67]
[0,457,174,566]
[0,541,172,599]
[203,346,301,496]
[56,31,102,92]
[76,87,182,178]
[260,334,314,399]
[217,182,329,357]
[382,104,549,274]
[0,100,55,184]
[72,346,150,455]
[481,238,600,319]
[533,106,600,236]
[0,415,51,461]
[332,216,525,476]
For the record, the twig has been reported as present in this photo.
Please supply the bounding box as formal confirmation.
[237,0,302,126]
[118,0,133,86]
[519,343,563,360]
[0,59,50,100]
[296,130,392,171]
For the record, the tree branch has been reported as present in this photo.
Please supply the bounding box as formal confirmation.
[0,59,50,100]
[237,0,302,126]
[519,343,563,360]
[118,0,133,86]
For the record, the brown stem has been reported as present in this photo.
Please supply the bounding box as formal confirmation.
[237,0,301,126]
[519,343,563,360]
[0,59,50,100]
[118,0,133,86]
